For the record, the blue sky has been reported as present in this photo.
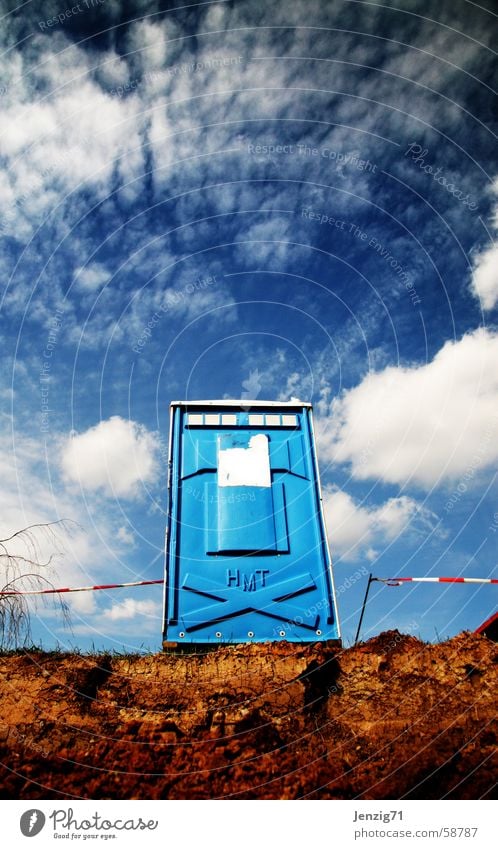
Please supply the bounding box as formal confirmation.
[0,0,496,651]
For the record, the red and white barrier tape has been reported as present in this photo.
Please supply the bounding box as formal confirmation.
[378,576,498,587]
[0,579,164,597]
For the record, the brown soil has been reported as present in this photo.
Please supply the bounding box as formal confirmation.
[0,630,496,799]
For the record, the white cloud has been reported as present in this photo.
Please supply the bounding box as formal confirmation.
[471,179,498,311]
[0,42,146,243]
[472,243,498,311]
[317,329,498,488]
[0,416,163,635]
[61,416,160,498]
[95,50,131,90]
[125,19,173,72]
[323,488,374,557]
[70,596,162,638]
[116,526,136,546]
[323,487,439,562]
[74,263,110,291]
[106,598,160,621]
[0,423,100,615]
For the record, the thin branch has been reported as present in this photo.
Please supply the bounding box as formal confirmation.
[0,553,56,569]
[0,518,80,545]
[0,520,76,649]
[0,571,58,593]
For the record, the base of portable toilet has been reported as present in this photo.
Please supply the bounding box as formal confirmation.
[162,400,341,646]
[161,638,342,654]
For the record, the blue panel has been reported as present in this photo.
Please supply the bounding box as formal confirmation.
[207,484,276,553]
[163,403,341,644]
[205,482,289,554]
[182,434,216,478]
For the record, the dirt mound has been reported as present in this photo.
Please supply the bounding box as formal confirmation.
[0,631,496,799]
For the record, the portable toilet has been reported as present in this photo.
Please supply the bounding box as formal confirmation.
[163,400,340,647]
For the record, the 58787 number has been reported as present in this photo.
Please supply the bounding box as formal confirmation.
[440,828,478,839]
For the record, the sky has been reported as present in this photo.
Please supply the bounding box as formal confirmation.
[0,0,496,652]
